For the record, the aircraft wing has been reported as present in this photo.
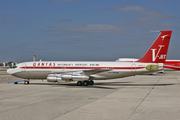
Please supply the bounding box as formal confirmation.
[51,69,111,76]
[83,69,111,76]
[47,69,111,82]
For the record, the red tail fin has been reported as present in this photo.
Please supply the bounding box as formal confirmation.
[137,31,172,63]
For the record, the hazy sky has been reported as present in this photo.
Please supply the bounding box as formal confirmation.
[0,0,180,62]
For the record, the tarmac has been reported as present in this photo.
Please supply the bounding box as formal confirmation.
[0,71,180,120]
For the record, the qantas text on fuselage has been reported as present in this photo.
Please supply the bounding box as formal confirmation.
[32,63,100,67]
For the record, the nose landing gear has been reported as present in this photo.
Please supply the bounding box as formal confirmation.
[24,80,29,85]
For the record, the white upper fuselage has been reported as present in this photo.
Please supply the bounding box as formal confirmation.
[7,61,162,80]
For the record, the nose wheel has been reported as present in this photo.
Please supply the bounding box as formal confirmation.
[24,80,29,85]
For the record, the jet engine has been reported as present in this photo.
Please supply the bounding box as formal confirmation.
[47,72,89,83]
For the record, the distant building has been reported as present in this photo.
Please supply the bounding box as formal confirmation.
[3,61,17,68]
[0,63,3,66]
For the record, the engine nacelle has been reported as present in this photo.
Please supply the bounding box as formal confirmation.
[47,73,89,82]
[61,74,89,81]
[47,74,62,82]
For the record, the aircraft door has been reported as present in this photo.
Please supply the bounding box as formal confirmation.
[22,63,27,72]
[61,66,66,72]
[131,64,136,72]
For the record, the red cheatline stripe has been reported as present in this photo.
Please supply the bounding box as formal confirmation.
[164,66,180,70]
[20,66,145,70]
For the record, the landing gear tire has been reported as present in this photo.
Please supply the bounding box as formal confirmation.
[88,80,94,85]
[77,81,82,86]
[14,82,18,84]
[83,81,88,86]
[24,80,29,85]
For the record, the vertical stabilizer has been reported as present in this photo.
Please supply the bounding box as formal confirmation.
[137,31,172,63]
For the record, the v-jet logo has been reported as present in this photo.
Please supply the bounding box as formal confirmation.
[151,45,166,61]
[161,34,168,40]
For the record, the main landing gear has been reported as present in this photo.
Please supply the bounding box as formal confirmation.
[77,80,94,86]
[24,79,29,85]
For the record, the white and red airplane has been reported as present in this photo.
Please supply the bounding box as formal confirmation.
[7,31,172,86]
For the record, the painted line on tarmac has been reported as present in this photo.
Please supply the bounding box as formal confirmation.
[8,80,24,84]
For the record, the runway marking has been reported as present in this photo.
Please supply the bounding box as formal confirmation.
[8,80,24,84]
[127,76,162,120]
[54,76,147,119]
[175,76,180,85]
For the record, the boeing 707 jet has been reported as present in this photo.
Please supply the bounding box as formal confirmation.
[7,31,172,86]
